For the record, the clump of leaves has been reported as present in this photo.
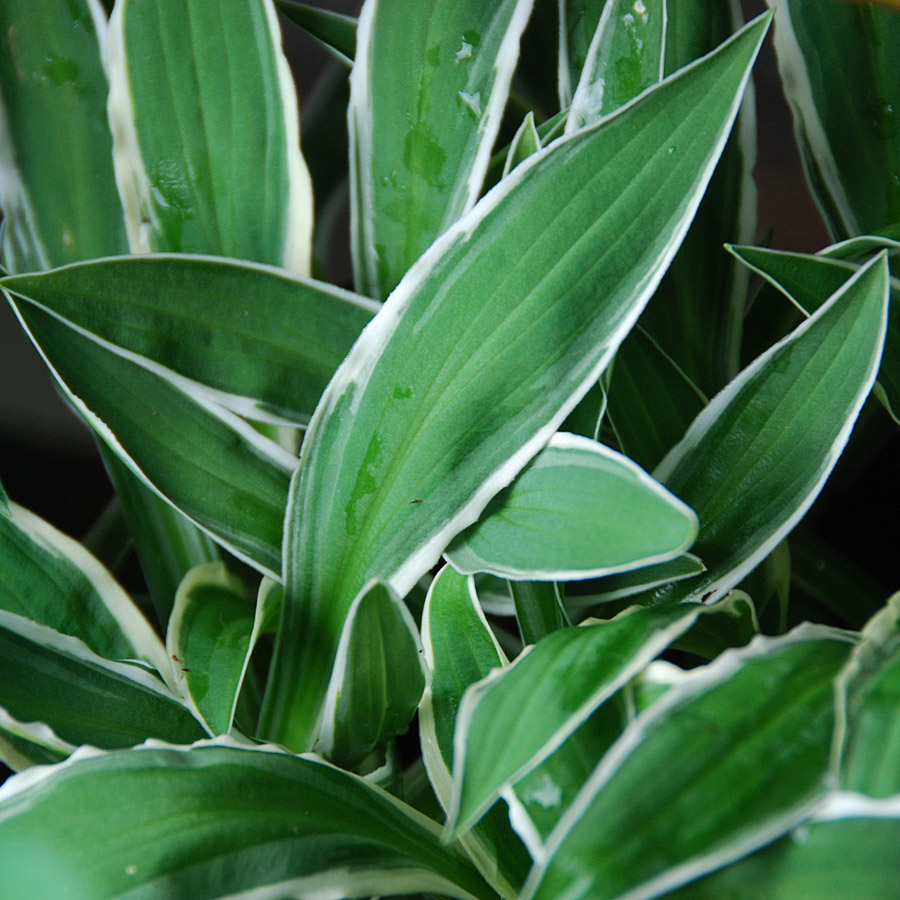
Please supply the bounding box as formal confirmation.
[0,1,899,898]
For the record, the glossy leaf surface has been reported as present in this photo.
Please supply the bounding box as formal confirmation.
[666,796,900,900]
[768,0,900,237]
[10,300,293,576]
[836,593,900,796]
[566,0,665,131]
[317,579,425,769]
[108,0,313,272]
[350,0,534,298]
[166,564,261,737]
[0,611,204,751]
[641,252,889,606]
[0,0,128,272]
[447,433,697,580]
[450,603,709,833]
[266,17,768,751]
[0,742,497,900]
[2,255,378,425]
[523,629,855,900]
[729,243,900,424]
[419,566,531,899]
[0,499,166,670]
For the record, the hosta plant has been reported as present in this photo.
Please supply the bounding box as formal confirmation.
[1,0,900,898]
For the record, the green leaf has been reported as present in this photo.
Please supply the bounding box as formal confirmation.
[0,2,221,629]
[509,580,570,646]
[100,446,218,627]
[277,1,357,65]
[665,795,900,900]
[0,708,74,771]
[2,254,378,426]
[264,15,769,752]
[350,0,535,298]
[108,0,313,272]
[565,0,665,131]
[729,243,900,425]
[0,497,168,672]
[445,433,698,580]
[0,610,206,751]
[641,0,756,396]
[671,590,759,660]
[166,564,264,737]
[768,0,900,238]
[449,603,710,834]
[558,0,605,107]
[0,0,129,272]
[316,579,425,769]
[522,628,855,900]
[640,252,889,606]
[0,740,499,900]
[8,299,293,577]
[419,567,532,899]
[835,593,900,796]
[508,697,629,852]
[606,325,708,473]
[502,111,542,178]
[565,554,706,613]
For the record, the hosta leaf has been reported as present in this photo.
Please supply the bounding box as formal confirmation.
[0,610,205,752]
[641,0,756,396]
[277,1,357,66]
[565,0,665,132]
[2,255,378,426]
[108,0,313,273]
[446,433,698,581]
[419,565,531,899]
[566,554,706,613]
[316,579,425,769]
[665,794,900,900]
[0,740,498,900]
[350,0,534,298]
[0,1,219,626]
[671,590,759,660]
[768,0,900,238]
[639,252,889,606]
[0,497,167,672]
[166,563,273,737]
[729,243,900,424]
[502,111,542,178]
[99,446,218,627]
[450,603,712,834]
[8,299,293,577]
[507,697,629,853]
[606,325,708,473]
[0,708,74,771]
[509,580,570,645]
[522,628,855,900]
[0,0,128,273]
[835,593,900,796]
[265,15,769,752]
[558,0,605,107]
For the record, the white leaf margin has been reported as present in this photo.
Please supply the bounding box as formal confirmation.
[652,253,890,605]
[518,624,857,900]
